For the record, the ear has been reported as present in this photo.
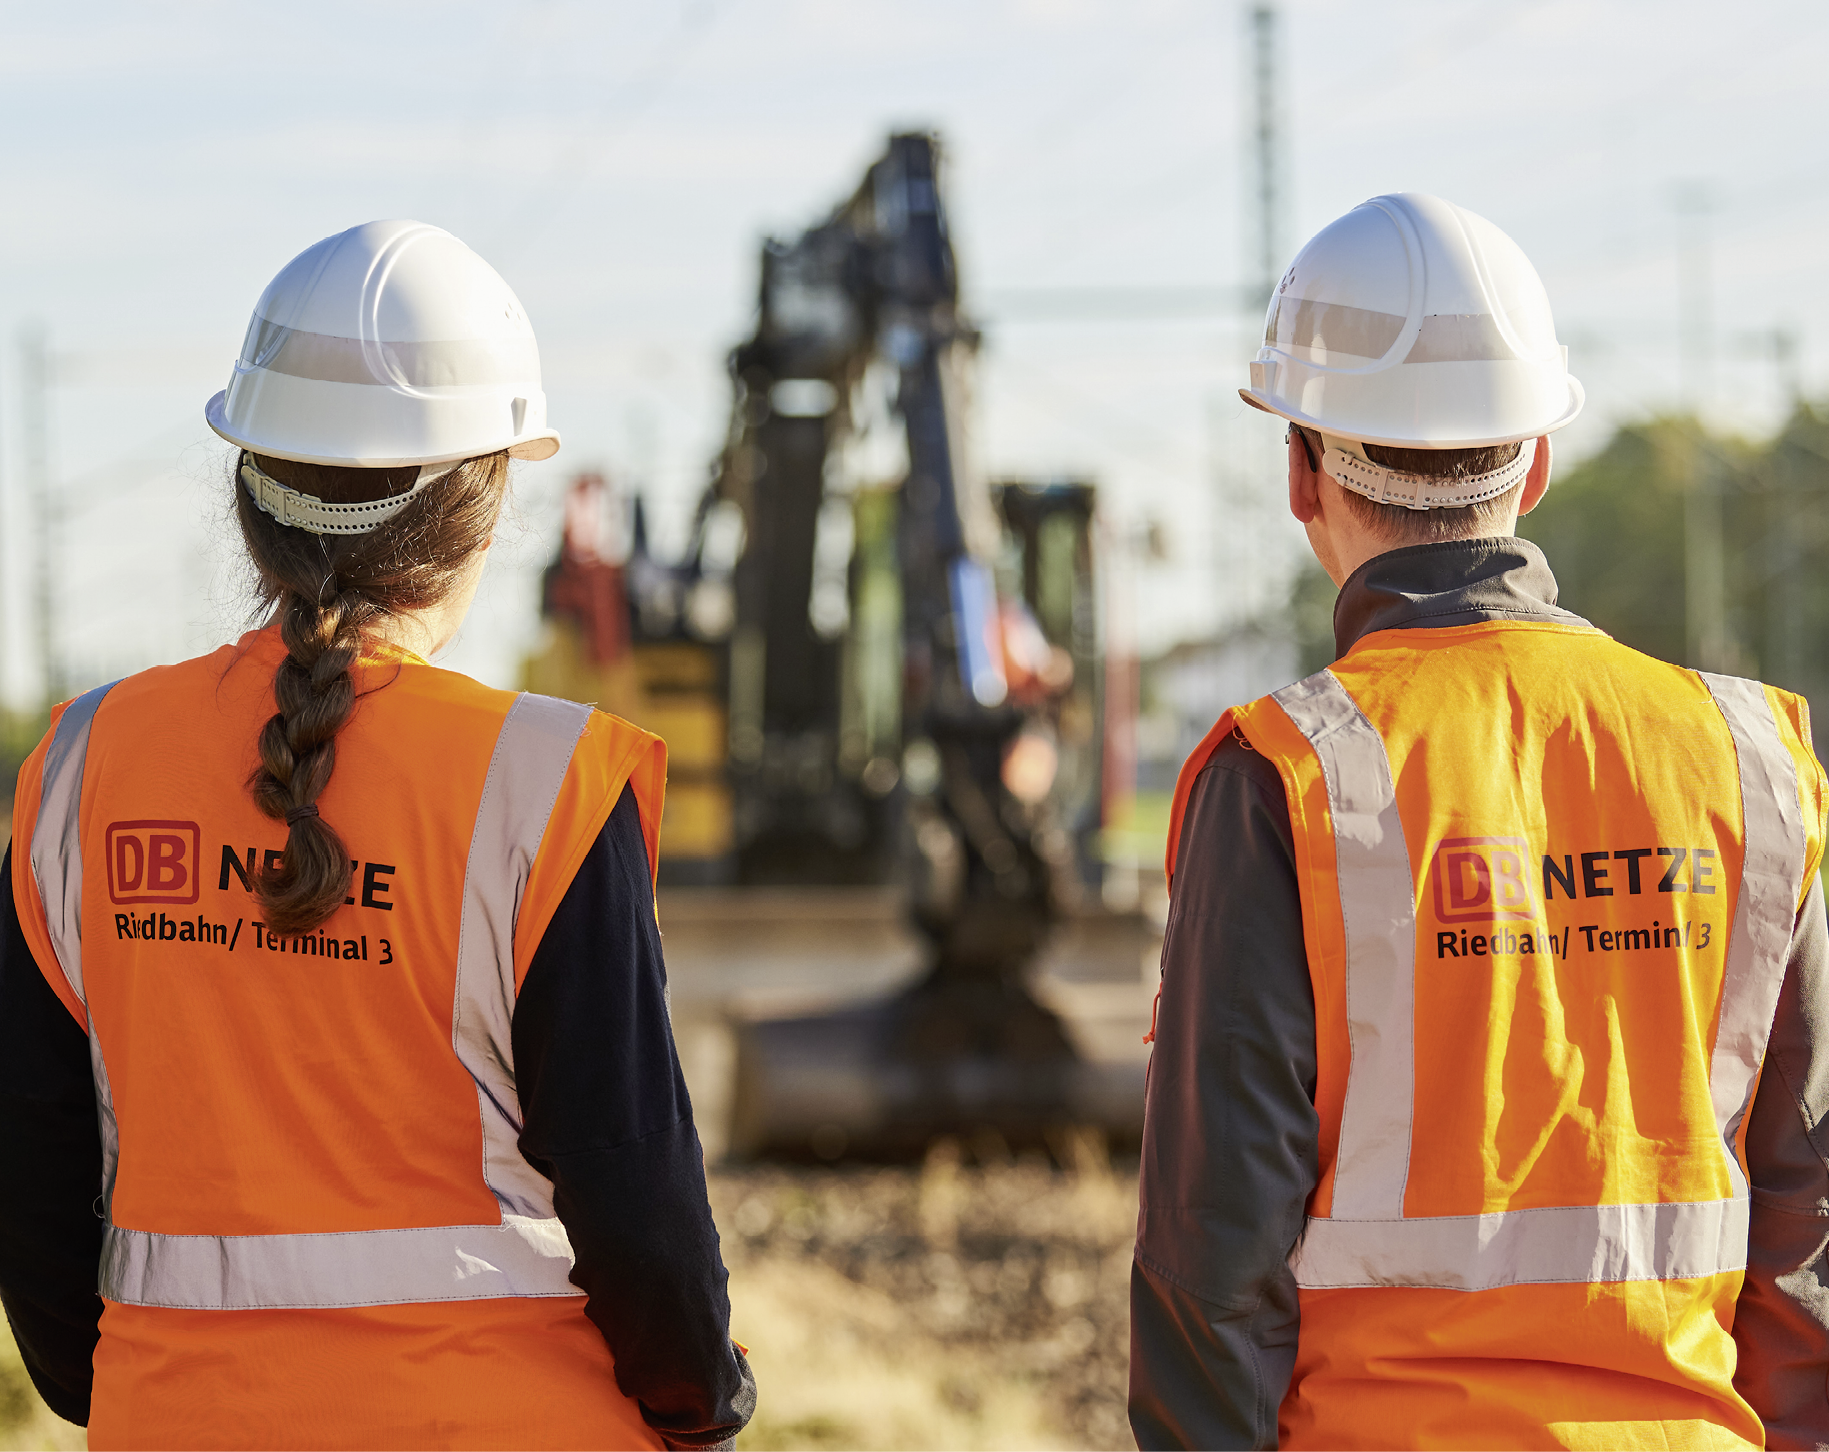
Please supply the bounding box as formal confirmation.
[1516,435,1552,516]
[1288,427,1323,524]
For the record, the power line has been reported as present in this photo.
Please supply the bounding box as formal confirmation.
[19,325,56,707]
[987,349,1206,485]
[0,346,6,715]
[1248,4,1281,315]
[970,11,1225,197]
[978,285,1245,322]
[1301,0,1558,142]
[490,0,730,265]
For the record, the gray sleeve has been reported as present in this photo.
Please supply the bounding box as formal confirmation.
[1130,736,1319,1452]
[1735,872,1829,1449]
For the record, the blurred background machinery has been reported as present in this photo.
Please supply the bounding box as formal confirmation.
[525,133,1151,1159]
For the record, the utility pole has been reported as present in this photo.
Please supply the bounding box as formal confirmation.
[1674,184,1727,671]
[0,348,7,716]
[19,324,57,707]
[1675,184,1714,413]
[1771,327,1802,414]
[1219,3,1285,627]
[1684,450,1727,671]
[1763,326,1804,688]
[1248,3,1282,317]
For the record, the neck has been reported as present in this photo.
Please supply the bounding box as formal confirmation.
[368,593,473,660]
[1308,478,1519,588]
[360,547,489,660]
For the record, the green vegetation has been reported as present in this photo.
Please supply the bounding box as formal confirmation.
[0,1322,81,1450]
[1096,792,1173,869]
[0,711,50,847]
[1521,406,1829,706]
[1282,406,1829,721]
[713,1139,1135,1451]
[1287,556,1340,677]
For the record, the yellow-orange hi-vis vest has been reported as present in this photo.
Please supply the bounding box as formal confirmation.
[10,627,669,1450]
[1166,618,1828,1450]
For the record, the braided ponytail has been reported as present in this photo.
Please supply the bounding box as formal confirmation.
[233,449,510,936]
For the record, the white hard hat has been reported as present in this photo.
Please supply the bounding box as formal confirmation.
[205,219,561,471]
[1241,192,1582,451]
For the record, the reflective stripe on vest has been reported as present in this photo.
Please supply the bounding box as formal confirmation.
[31,688,596,1310]
[1272,667,1805,1293]
[30,682,125,1214]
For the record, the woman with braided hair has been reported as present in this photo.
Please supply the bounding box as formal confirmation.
[0,221,755,1449]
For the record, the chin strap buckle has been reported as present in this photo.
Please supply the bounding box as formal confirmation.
[1322,435,1536,512]
[239,456,443,537]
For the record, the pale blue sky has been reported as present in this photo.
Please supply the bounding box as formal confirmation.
[2,0,1823,701]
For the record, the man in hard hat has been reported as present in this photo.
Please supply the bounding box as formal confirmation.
[1129,192,1829,1450]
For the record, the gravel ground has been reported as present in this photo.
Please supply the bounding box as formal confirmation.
[0,1132,1141,1452]
[0,1328,83,1452]
[713,1132,1139,1451]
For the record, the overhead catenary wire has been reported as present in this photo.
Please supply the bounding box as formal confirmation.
[970,7,1226,197]
[977,286,1245,322]
[0,346,7,716]
[487,0,730,266]
[987,0,1554,289]
[1299,0,1560,142]
[987,348,1211,484]
[19,325,56,708]
[1395,6,1829,245]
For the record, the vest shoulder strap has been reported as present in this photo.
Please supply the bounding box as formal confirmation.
[15,682,120,1031]
[1765,682,1829,895]
[512,702,666,995]
[1162,709,1236,889]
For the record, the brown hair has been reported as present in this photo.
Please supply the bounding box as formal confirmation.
[1297,425,1525,545]
[233,450,510,935]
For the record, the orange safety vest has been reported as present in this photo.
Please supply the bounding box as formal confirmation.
[10,626,669,1451]
[1164,619,1827,1450]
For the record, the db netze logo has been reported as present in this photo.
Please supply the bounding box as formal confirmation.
[105,821,201,906]
[1430,836,1534,923]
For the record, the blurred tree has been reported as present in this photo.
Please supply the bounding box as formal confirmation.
[1519,419,1700,668]
[1749,406,1829,714]
[1522,407,1829,732]
[1,710,50,843]
[1272,406,1829,745]
[1288,558,1338,675]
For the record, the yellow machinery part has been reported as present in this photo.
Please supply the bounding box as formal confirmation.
[659,777,735,859]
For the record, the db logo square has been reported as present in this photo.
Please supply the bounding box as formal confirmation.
[105,821,200,906]
[1430,836,1533,923]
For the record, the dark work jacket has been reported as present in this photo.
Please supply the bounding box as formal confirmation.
[1129,538,1829,1451]
[0,785,755,1450]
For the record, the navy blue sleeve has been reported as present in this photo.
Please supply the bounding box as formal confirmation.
[513,786,755,1451]
[1130,734,1318,1451]
[0,843,103,1426]
[1734,873,1829,1448]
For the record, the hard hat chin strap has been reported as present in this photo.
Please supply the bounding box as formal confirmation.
[1320,433,1536,512]
[240,456,459,536]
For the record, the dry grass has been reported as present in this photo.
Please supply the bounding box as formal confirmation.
[0,1146,1139,1452]
[0,1326,82,1452]
[716,1134,1139,1451]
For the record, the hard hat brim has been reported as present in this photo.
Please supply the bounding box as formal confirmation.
[206,391,561,469]
[1237,378,1584,451]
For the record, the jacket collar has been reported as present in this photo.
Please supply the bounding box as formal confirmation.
[1333,536,1587,658]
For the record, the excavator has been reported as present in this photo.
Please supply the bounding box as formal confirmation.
[530,134,1144,1158]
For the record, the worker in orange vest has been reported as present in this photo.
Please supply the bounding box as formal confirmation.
[0,221,755,1449]
[1129,193,1829,1449]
